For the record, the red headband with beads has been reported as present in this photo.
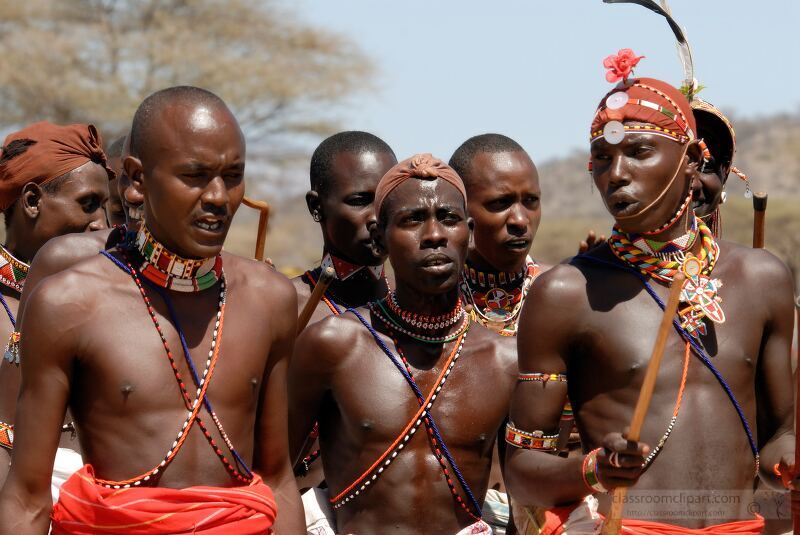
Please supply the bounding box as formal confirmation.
[590,50,696,145]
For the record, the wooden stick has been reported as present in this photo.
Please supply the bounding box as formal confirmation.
[242,196,271,261]
[601,273,686,535]
[752,192,768,249]
[297,266,335,334]
[793,299,800,534]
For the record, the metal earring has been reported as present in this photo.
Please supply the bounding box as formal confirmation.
[312,211,321,222]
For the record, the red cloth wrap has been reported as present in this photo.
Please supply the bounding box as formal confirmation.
[51,465,277,534]
[0,121,114,210]
[590,77,696,142]
[374,153,466,218]
[539,505,764,535]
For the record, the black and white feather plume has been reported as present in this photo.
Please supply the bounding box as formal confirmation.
[603,0,696,99]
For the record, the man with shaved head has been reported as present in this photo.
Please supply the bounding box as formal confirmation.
[0,86,303,534]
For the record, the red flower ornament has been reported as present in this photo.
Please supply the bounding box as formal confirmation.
[603,48,645,83]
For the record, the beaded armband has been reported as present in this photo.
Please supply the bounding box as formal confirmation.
[505,422,559,451]
[518,372,567,384]
[582,448,608,494]
[3,331,21,365]
[0,421,13,451]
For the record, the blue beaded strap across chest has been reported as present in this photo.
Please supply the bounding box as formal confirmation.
[570,252,759,463]
[101,248,253,478]
[349,307,483,519]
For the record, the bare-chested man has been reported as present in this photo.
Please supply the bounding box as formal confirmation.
[449,133,544,532]
[505,57,795,533]
[0,128,145,496]
[0,122,111,491]
[291,131,397,504]
[289,153,517,534]
[293,131,396,325]
[0,86,303,534]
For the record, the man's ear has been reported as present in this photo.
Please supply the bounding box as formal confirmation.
[123,155,145,206]
[685,139,703,178]
[20,182,44,220]
[369,222,387,258]
[305,190,323,222]
[467,216,475,250]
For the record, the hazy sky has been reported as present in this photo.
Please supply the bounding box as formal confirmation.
[293,0,799,164]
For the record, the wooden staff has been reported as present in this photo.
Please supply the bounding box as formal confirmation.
[296,266,335,334]
[242,196,271,261]
[601,273,685,535]
[752,192,768,249]
[794,298,800,534]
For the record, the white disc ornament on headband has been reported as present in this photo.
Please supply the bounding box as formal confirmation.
[606,91,629,110]
[603,121,625,145]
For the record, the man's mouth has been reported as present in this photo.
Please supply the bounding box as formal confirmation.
[194,218,225,232]
[504,237,531,250]
[607,192,639,216]
[419,253,454,275]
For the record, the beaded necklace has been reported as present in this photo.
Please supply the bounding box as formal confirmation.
[135,226,222,292]
[460,257,539,337]
[609,219,724,339]
[0,245,26,364]
[386,291,464,331]
[99,250,252,487]
[302,266,390,313]
[0,245,28,294]
[370,296,469,344]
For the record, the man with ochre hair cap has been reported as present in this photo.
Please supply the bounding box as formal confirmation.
[0,121,111,496]
[289,153,518,534]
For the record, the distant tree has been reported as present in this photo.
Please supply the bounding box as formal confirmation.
[0,0,373,146]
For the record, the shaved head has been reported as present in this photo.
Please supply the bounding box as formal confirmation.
[129,86,233,161]
[449,133,528,191]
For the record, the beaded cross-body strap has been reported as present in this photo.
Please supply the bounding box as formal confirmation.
[571,252,759,471]
[100,250,251,486]
[346,309,483,519]
[329,310,466,509]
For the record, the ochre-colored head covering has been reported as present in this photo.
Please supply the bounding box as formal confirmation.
[0,122,114,211]
[374,153,466,218]
[590,77,696,145]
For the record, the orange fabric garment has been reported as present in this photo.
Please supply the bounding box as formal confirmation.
[374,153,466,218]
[538,506,764,535]
[51,465,277,534]
[0,122,113,210]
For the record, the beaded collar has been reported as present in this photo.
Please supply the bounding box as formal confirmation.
[321,252,384,281]
[369,291,468,344]
[0,245,28,293]
[133,227,222,293]
[460,256,540,337]
[609,219,725,339]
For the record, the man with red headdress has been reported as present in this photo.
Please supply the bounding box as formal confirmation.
[289,153,517,534]
[0,122,112,494]
[504,51,795,534]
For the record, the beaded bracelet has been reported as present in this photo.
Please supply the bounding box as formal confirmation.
[582,448,608,494]
[505,422,559,451]
[0,421,13,451]
[518,372,567,384]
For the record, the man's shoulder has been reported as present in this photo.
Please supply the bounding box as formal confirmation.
[31,229,112,274]
[718,240,792,280]
[295,309,369,371]
[222,252,295,298]
[465,322,518,375]
[529,259,590,303]
[23,254,118,322]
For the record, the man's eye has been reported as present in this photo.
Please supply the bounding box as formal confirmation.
[345,195,372,207]
[80,196,101,213]
[487,198,512,211]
